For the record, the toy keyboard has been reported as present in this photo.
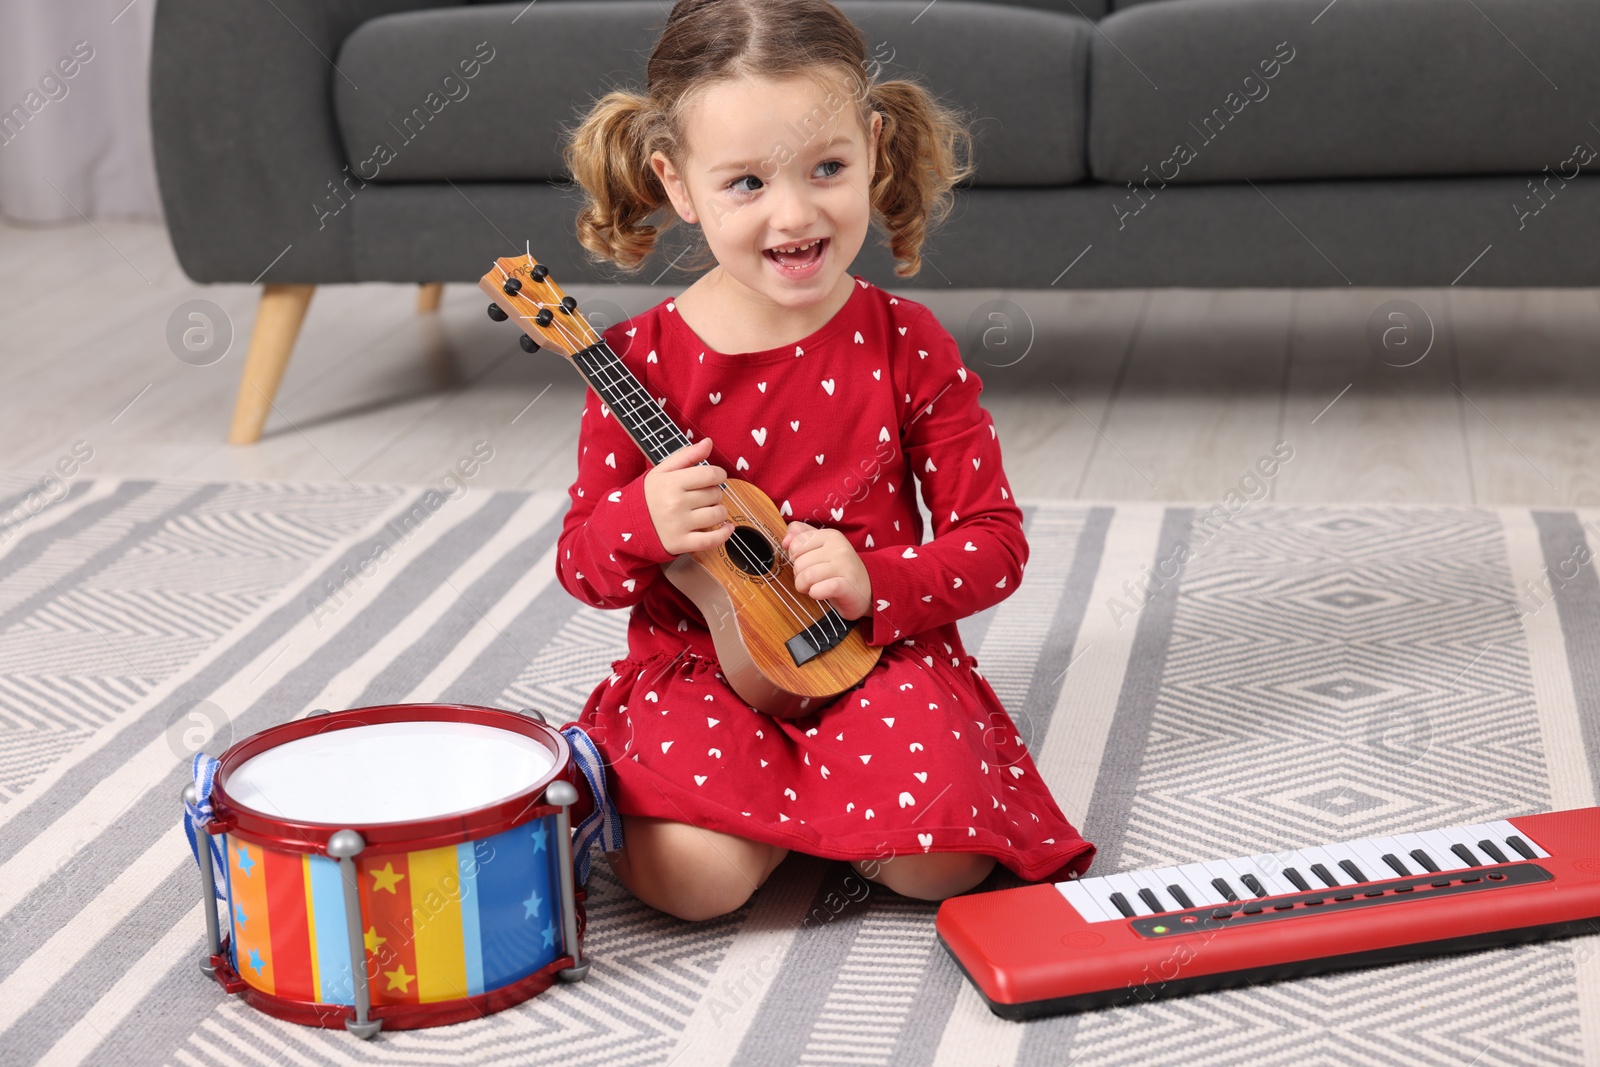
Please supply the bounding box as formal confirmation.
[936,808,1600,1019]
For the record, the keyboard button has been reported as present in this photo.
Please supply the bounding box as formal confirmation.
[1431,879,1450,888]
[1242,902,1264,914]
[1382,853,1410,877]
[1460,874,1481,883]
[1363,888,1384,897]
[1211,908,1233,920]
[1333,891,1355,901]
[1304,897,1324,906]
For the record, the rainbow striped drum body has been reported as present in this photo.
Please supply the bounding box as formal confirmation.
[194,704,586,1034]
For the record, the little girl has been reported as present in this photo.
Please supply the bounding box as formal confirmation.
[554,0,1095,921]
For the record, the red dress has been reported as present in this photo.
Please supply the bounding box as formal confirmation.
[558,275,1095,883]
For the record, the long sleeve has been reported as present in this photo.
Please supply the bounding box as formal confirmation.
[855,306,1028,645]
[556,357,678,610]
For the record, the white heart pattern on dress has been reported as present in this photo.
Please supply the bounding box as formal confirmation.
[822,379,835,395]
[751,427,767,446]
[709,392,721,404]
[898,792,916,808]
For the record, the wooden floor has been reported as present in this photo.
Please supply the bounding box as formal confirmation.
[5,217,1598,507]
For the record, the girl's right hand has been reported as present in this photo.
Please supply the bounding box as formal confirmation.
[644,436,735,555]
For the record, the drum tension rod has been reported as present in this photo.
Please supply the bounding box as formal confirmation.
[182,783,223,979]
[328,829,383,1039]
[545,780,590,982]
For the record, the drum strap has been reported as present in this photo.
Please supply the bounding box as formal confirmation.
[183,752,228,904]
[561,724,623,886]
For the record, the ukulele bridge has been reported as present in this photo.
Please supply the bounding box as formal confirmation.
[786,606,853,667]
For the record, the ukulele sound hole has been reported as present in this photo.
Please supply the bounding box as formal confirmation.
[723,525,777,578]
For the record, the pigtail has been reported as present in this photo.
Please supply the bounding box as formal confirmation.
[563,90,675,273]
[865,80,976,278]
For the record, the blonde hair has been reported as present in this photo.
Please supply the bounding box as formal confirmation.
[561,0,975,278]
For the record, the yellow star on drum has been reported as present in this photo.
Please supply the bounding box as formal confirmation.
[385,964,415,993]
[370,862,405,894]
[364,926,387,954]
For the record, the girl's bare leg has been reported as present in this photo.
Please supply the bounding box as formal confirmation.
[607,814,789,921]
[850,851,996,901]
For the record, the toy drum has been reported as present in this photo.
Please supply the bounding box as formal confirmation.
[182,704,587,1037]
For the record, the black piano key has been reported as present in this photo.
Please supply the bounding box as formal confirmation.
[1451,843,1481,867]
[1283,867,1312,891]
[1239,873,1268,897]
[1338,859,1368,883]
[1310,863,1340,888]
[1109,892,1136,918]
[1137,888,1164,913]
[1382,853,1410,877]
[1506,835,1538,860]
[1410,849,1441,873]
[1210,877,1240,902]
[1167,884,1195,910]
[1477,839,1510,864]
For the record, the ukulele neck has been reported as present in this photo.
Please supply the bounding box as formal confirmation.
[571,339,703,466]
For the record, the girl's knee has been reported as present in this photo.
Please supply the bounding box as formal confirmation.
[608,816,787,922]
[854,851,996,901]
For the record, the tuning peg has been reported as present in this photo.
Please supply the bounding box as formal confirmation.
[560,295,577,313]
[503,277,522,295]
[487,303,508,322]
[530,264,549,281]
[535,308,554,326]
[520,334,540,353]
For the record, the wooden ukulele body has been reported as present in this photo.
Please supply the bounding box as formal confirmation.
[661,477,883,720]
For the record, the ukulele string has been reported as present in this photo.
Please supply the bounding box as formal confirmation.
[524,286,842,641]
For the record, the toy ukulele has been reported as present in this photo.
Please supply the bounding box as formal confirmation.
[479,252,883,719]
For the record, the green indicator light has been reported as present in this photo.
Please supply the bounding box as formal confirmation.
[1152,925,1168,933]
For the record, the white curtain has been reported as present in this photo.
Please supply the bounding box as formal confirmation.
[0,0,162,223]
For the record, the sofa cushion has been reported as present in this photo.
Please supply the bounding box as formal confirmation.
[1088,0,1600,184]
[334,0,1091,187]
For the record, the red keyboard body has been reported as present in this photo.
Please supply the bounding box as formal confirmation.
[937,808,1600,1019]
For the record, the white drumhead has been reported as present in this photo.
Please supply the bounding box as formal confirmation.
[227,720,556,824]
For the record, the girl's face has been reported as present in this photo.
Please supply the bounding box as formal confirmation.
[651,71,881,313]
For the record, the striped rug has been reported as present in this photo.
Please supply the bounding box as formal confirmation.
[3,475,1599,1066]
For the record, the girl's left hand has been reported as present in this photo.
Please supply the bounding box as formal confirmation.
[782,521,872,620]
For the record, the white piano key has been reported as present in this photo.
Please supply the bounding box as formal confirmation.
[1119,867,1178,912]
[1254,849,1311,892]
[1443,826,1496,866]
[1218,855,1282,897]
[1148,866,1205,910]
[1174,862,1230,907]
[1361,836,1418,877]
[1100,871,1156,915]
[1416,828,1473,870]
[1197,859,1249,901]
[1388,831,1445,873]
[1490,818,1551,858]
[1460,822,1518,863]
[1056,876,1117,923]
[1295,845,1354,887]
[1342,838,1396,881]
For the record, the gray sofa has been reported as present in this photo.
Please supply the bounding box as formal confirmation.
[150,0,1600,439]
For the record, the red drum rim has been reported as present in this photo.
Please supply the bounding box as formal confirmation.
[209,703,570,855]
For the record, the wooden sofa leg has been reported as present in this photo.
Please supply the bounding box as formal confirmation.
[418,282,444,313]
[228,283,316,445]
